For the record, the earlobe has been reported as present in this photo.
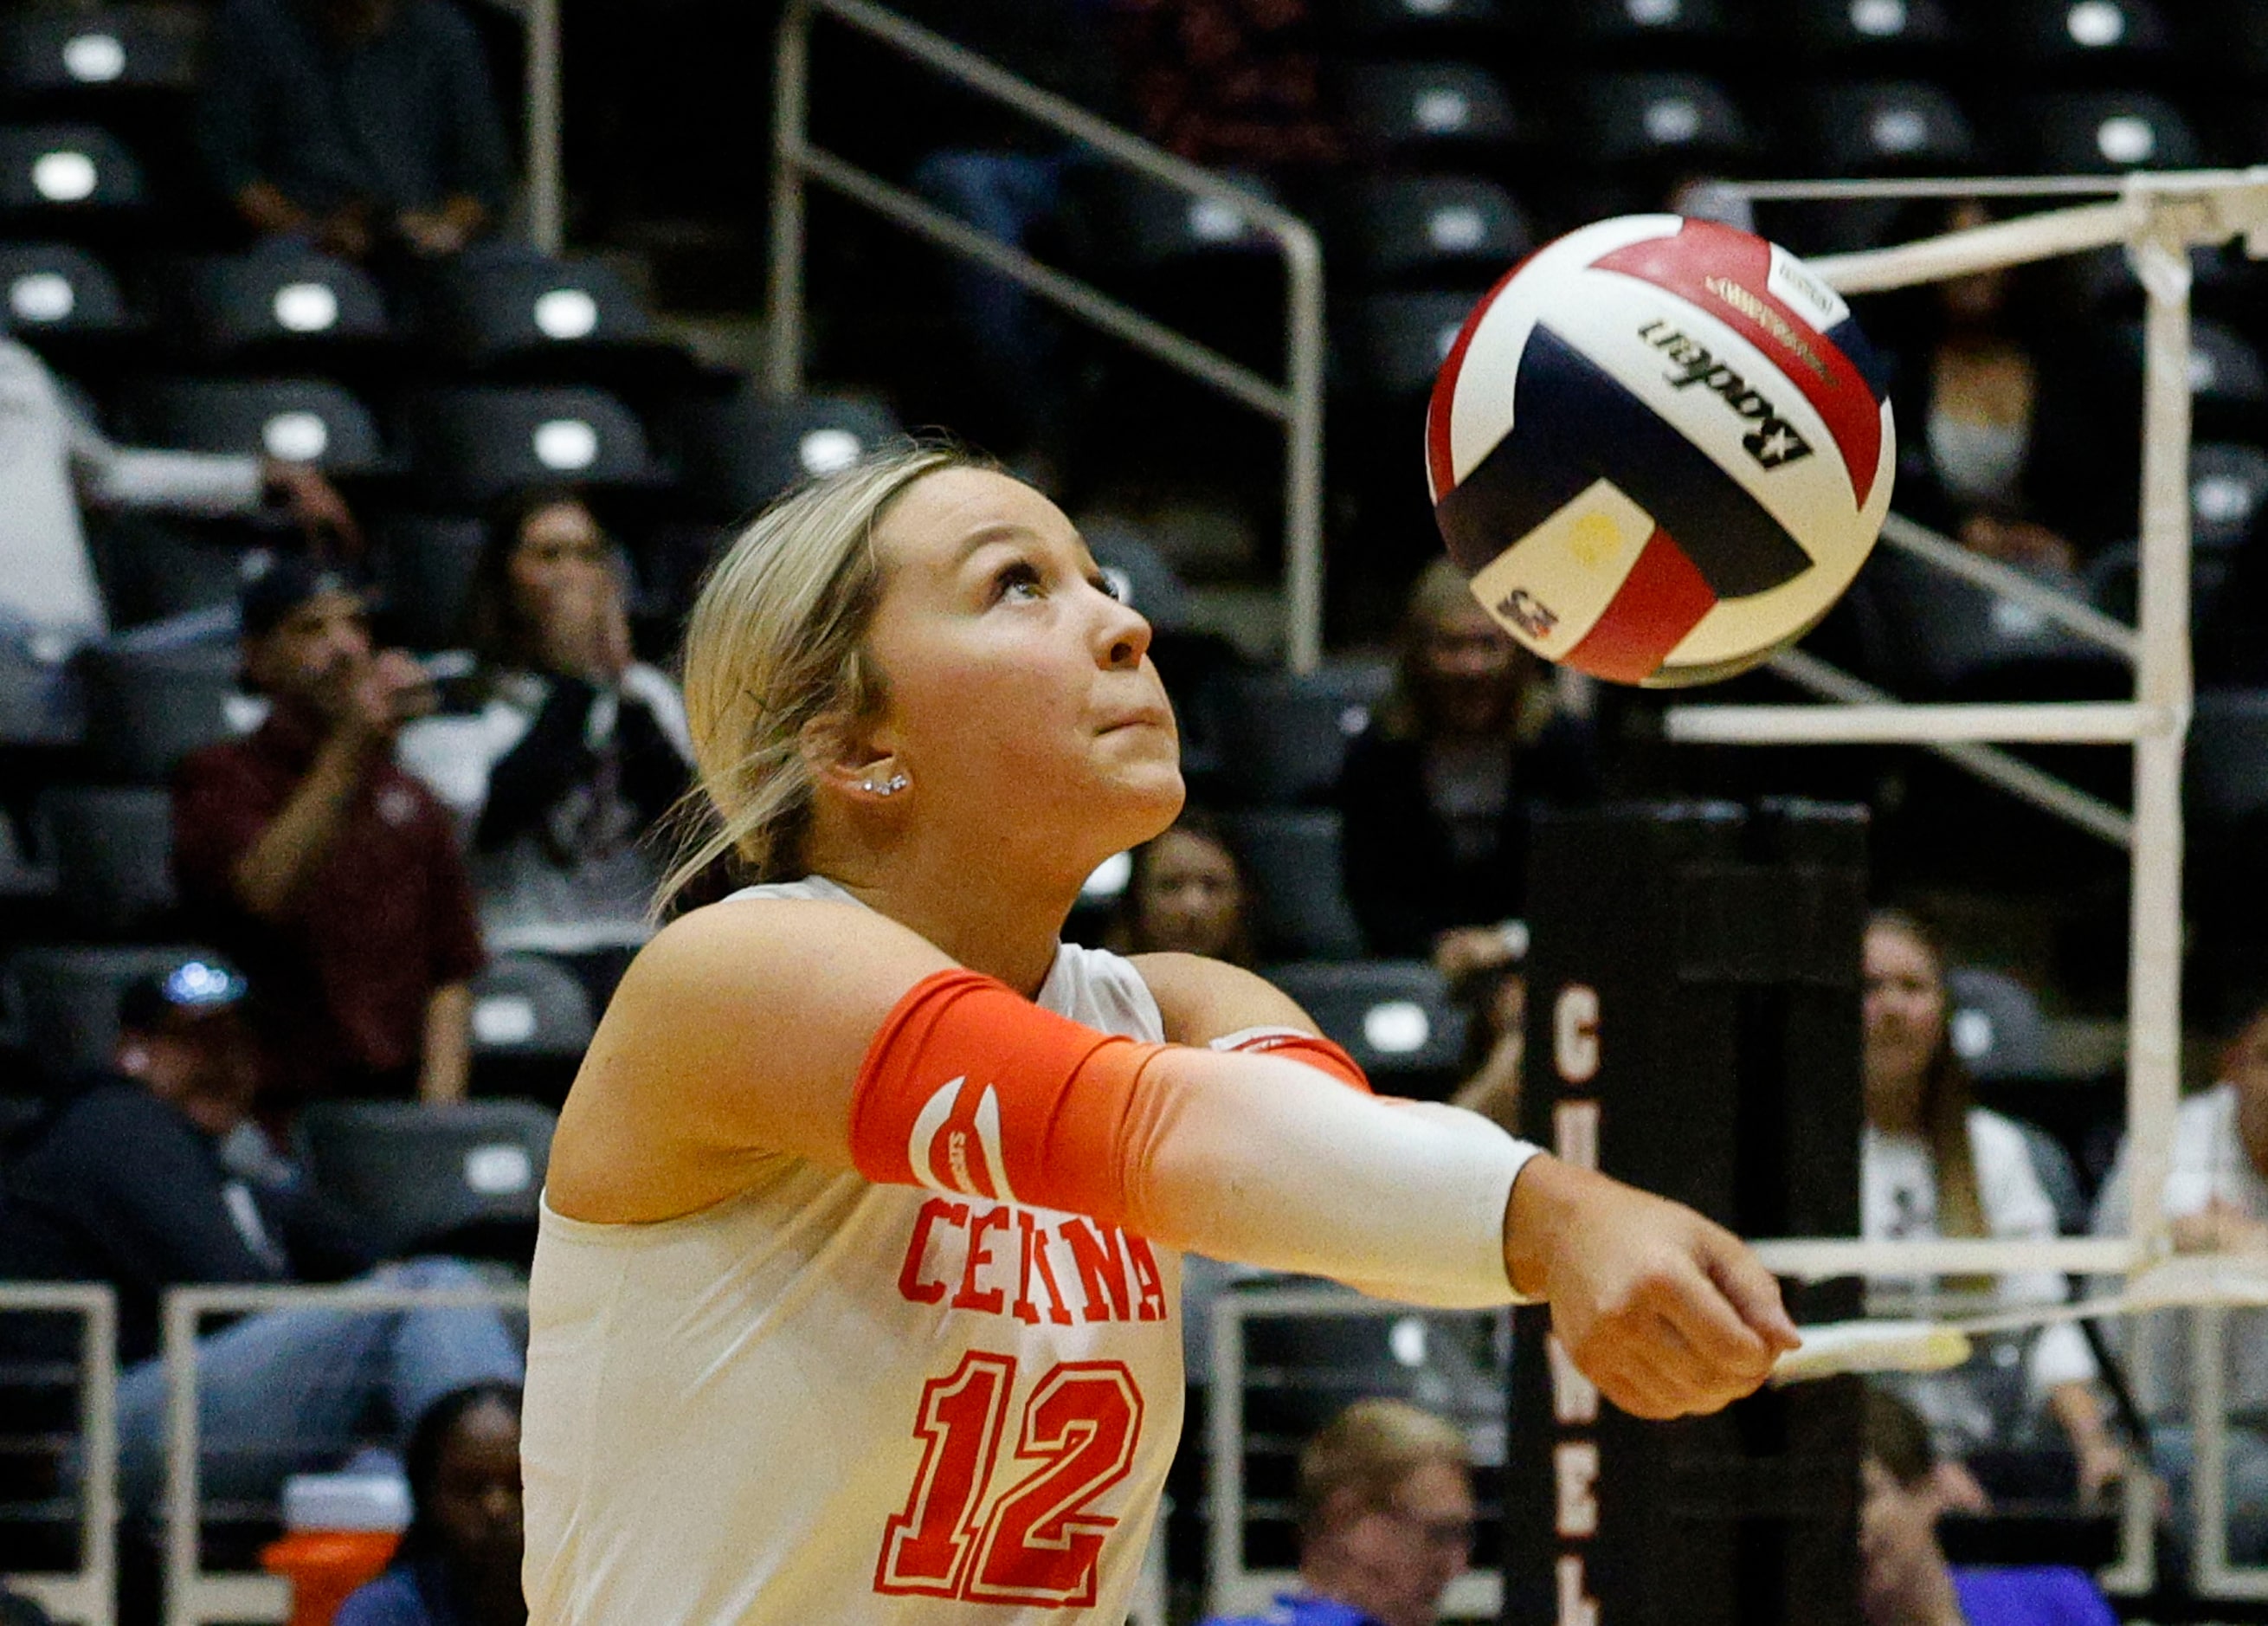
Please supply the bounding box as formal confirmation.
[799,715,909,803]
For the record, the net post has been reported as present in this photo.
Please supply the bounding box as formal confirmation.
[2123,223,2194,1275]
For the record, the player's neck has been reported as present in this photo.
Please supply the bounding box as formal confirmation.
[809,824,1080,1000]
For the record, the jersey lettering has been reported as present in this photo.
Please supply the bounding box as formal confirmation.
[897,1199,1169,1326]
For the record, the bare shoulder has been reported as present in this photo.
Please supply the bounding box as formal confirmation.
[548,896,956,1221]
[1127,952,1318,1047]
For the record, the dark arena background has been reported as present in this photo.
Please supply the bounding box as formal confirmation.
[4,2,2268,1623]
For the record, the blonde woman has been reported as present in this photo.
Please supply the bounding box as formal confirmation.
[1862,909,2123,1502]
[520,445,1798,1624]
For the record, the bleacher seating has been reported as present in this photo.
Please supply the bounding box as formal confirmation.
[0,242,127,338]
[297,1098,555,1260]
[163,250,391,358]
[2001,0,2175,65]
[401,384,658,507]
[1343,176,1530,288]
[0,4,203,97]
[1353,289,1475,398]
[1263,959,1468,1090]
[78,636,246,781]
[1785,0,1961,55]
[372,513,486,652]
[416,250,656,369]
[34,784,173,934]
[2019,89,2202,171]
[0,125,143,218]
[1560,71,1754,170]
[1340,62,1521,158]
[467,952,596,1100]
[1225,810,1368,962]
[1803,81,1980,174]
[673,385,901,518]
[1216,660,1394,805]
[117,374,390,474]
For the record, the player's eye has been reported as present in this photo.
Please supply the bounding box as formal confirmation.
[992,560,1044,603]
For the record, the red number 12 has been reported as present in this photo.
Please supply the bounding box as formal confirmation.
[874,1352,1144,1609]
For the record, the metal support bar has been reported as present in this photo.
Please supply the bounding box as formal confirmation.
[1752,1237,2140,1280]
[524,0,563,255]
[2122,231,2195,1276]
[1762,648,2134,847]
[0,1283,116,1626]
[1733,177,2129,203]
[1878,514,2140,661]
[2187,1305,2268,1597]
[796,145,1291,420]
[766,0,1328,669]
[163,1282,530,1626]
[1207,1287,1505,1622]
[1812,202,2138,294]
[1664,698,2169,745]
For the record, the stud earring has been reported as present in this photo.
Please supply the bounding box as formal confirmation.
[861,772,909,797]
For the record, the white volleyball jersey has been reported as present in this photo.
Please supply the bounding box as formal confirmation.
[522,877,1183,1625]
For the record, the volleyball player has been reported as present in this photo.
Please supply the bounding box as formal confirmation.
[520,445,1801,1623]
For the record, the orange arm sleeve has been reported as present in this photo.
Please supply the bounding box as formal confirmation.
[847,970,1167,1229]
[848,970,1541,1304]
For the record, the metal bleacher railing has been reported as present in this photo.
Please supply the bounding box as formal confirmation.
[1207,1284,1510,1623]
[0,1282,116,1626]
[763,0,1328,673]
[158,1279,528,1626]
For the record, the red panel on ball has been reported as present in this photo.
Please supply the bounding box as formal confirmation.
[1562,527,1719,683]
[1426,255,1532,500]
[1590,219,1885,506]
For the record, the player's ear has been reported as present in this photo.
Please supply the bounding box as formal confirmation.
[799,711,909,805]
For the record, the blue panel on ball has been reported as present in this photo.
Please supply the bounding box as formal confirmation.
[1434,323,1814,600]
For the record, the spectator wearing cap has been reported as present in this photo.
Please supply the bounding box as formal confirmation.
[0,336,353,652]
[172,559,484,1109]
[197,0,513,261]
[396,491,692,969]
[0,952,524,1519]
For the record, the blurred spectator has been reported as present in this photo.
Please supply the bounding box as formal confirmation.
[336,1383,525,1626]
[0,336,353,650]
[1863,1386,2116,1626]
[1450,967,1524,1136]
[1863,909,2123,1502]
[1202,1397,1472,1626]
[2091,997,2268,1561]
[396,493,689,966]
[1336,560,1596,973]
[197,0,513,260]
[1873,200,2129,570]
[1105,808,1253,965]
[174,559,484,1109]
[1112,0,1342,175]
[0,953,521,1516]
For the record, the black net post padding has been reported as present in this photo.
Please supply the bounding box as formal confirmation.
[1504,798,1869,1626]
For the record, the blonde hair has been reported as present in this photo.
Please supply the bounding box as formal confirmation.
[654,440,990,915]
[1297,1397,1468,1541]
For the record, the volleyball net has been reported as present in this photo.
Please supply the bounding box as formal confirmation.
[1666,168,2268,1287]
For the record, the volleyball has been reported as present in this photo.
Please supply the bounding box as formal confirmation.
[1425,214,1896,687]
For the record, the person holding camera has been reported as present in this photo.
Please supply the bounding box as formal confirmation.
[172,558,486,1113]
